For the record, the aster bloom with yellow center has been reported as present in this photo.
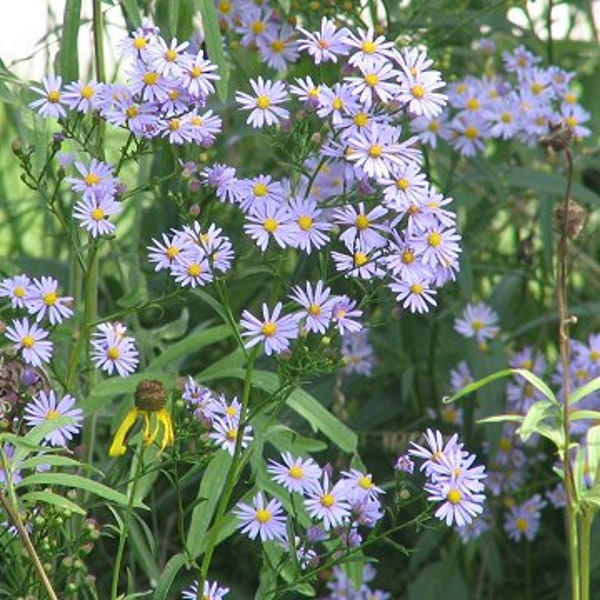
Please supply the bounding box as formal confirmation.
[25,276,73,325]
[289,280,336,334]
[67,159,118,198]
[342,26,397,68]
[341,468,384,502]
[180,50,220,98]
[425,480,486,527]
[29,74,67,119]
[304,474,352,530]
[454,302,500,346]
[148,36,189,77]
[182,580,230,600]
[91,321,139,377]
[0,274,33,309]
[268,451,323,494]
[346,60,400,108]
[209,414,253,455]
[170,252,213,288]
[147,232,191,272]
[240,302,299,357]
[235,76,289,129]
[504,494,546,542]
[334,201,389,250]
[62,80,101,113]
[73,191,122,238]
[297,17,350,64]
[234,492,287,542]
[389,272,437,314]
[4,318,54,367]
[288,196,332,253]
[243,200,297,250]
[24,390,83,447]
[109,380,174,457]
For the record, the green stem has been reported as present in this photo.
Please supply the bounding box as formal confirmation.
[0,492,59,600]
[196,346,259,599]
[580,508,594,600]
[92,0,106,157]
[111,442,145,599]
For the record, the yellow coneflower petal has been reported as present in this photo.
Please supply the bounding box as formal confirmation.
[108,408,139,457]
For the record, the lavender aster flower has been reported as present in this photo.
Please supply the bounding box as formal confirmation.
[234,492,287,542]
[240,302,298,356]
[182,580,229,600]
[24,390,83,446]
[235,77,289,128]
[267,451,322,494]
[4,318,54,367]
[304,474,351,530]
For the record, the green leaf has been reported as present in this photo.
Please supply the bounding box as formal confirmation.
[477,414,523,425]
[186,451,232,556]
[197,0,230,102]
[16,473,146,509]
[60,0,82,81]
[250,370,357,453]
[266,423,328,454]
[20,455,85,472]
[276,0,291,12]
[119,0,142,28]
[570,410,600,421]
[152,553,189,600]
[148,324,233,371]
[20,490,86,515]
[9,417,74,463]
[511,369,558,404]
[443,369,514,404]
[569,376,600,406]
[586,425,600,487]
[518,400,556,442]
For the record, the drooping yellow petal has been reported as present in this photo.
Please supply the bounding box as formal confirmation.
[143,411,160,447]
[157,408,175,451]
[109,408,139,457]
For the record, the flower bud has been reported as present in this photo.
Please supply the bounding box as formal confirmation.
[135,379,168,412]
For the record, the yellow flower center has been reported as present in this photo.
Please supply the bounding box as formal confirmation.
[91,208,105,221]
[411,85,425,99]
[251,20,266,35]
[396,177,410,190]
[500,112,513,123]
[253,182,268,197]
[354,252,368,267]
[471,319,484,331]
[358,475,373,489]
[361,40,377,54]
[22,335,35,348]
[226,428,237,441]
[255,508,272,523]
[499,437,512,452]
[81,85,95,99]
[289,465,304,479]
[355,214,370,230]
[187,263,201,277]
[564,92,576,104]
[447,488,462,504]
[530,82,543,95]
[261,322,277,337]
[133,36,147,50]
[402,250,415,264]
[165,48,178,62]
[336,309,347,320]
[590,350,600,362]
[368,144,382,158]
[297,215,313,231]
[256,95,271,109]
[332,97,344,111]
[464,125,479,140]
[308,87,320,98]
[263,218,278,233]
[516,517,529,532]
[165,245,179,259]
[225,406,237,417]
[565,116,577,128]
[84,173,101,186]
[218,0,232,13]
[410,283,424,295]
[107,347,120,360]
[14,286,26,298]
[169,118,181,131]
[270,40,285,53]
[47,90,60,103]
[46,409,60,420]
[456,83,467,94]
[308,303,321,316]
[190,65,203,78]
[168,89,180,101]
[353,112,369,127]
[428,120,440,132]
[428,232,442,247]
[126,105,139,119]
[43,292,57,306]
[143,72,159,86]
[320,493,335,507]
[364,73,379,87]
[466,98,480,111]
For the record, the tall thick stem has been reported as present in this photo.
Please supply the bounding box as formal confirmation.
[556,148,579,600]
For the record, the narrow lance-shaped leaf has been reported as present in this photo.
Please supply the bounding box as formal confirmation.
[569,375,600,407]
[60,0,82,82]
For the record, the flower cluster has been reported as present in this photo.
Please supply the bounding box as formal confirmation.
[239,281,363,358]
[148,221,234,287]
[411,42,590,156]
[0,273,74,368]
[324,564,390,600]
[90,322,139,377]
[408,429,487,527]
[29,20,221,145]
[233,453,384,561]
[504,494,546,542]
[182,379,253,455]
[192,14,461,317]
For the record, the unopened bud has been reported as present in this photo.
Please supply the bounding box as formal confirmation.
[554,198,588,239]
[135,379,168,412]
